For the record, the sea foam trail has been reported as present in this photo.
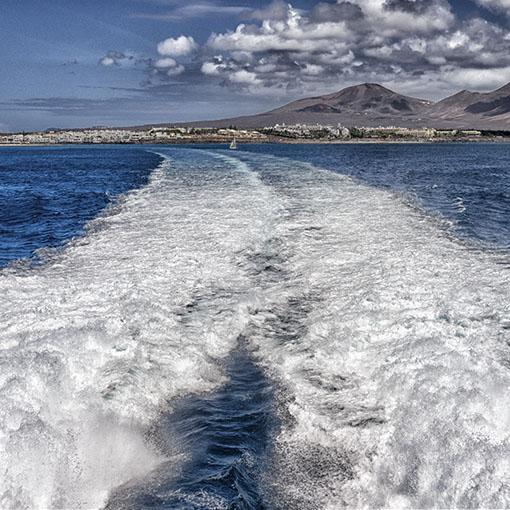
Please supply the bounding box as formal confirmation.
[230,152,510,509]
[1,148,510,509]
[0,150,281,509]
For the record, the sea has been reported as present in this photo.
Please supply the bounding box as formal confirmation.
[0,143,509,509]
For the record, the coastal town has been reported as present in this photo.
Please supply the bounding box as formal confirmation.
[0,124,504,145]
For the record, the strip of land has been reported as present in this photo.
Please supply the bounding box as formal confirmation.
[1,124,510,146]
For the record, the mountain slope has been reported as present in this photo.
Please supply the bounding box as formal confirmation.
[429,84,510,126]
[464,83,510,116]
[132,82,510,130]
[163,83,436,129]
[268,83,432,117]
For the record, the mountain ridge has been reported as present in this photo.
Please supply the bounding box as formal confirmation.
[130,82,510,131]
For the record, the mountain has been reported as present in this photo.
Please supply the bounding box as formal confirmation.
[429,83,510,127]
[267,83,432,118]
[165,83,434,129]
[133,82,510,130]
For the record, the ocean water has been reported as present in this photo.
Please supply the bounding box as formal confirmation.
[239,143,510,249]
[0,147,160,267]
[0,143,509,509]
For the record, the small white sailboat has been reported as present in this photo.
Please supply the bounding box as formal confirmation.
[229,137,237,150]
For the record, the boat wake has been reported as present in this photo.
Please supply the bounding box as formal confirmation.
[0,148,509,509]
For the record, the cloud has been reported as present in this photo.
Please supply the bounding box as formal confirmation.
[148,36,198,78]
[151,56,185,76]
[165,65,185,76]
[201,61,222,75]
[0,86,183,118]
[157,35,198,56]
[229,69,261,84]
[97,42,192,81]
[244,0,293,20]
[0,81,280,131]
[309,2,365,22]
[439,65,510,90]
[99,56,116,66]
[1,97,137,115]
[96,48,187,84]
[131,2,246,21]
[474,0,510,13]
[384,0,434,14]
[98,51,135,67]
[154,57,178,68]
[193,0,510,99]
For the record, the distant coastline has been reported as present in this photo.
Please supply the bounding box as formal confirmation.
[2,124,510,147]
[3,139,510,147]
[2,137,510,147]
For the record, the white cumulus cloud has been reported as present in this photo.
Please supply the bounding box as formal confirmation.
[99,57,116,66]
[154,57,178,68]
[157,35,198,56]
[201,61,222,75]
[166,65,185,76]
[229,69,261,84]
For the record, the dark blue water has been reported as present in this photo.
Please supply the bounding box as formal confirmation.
[107,339,276,510]
[0,146,161,266]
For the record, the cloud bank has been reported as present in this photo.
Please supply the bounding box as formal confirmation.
[102,0,510,102]
[160,0,510,99]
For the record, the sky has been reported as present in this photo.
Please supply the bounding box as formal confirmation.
[1,0,510,132]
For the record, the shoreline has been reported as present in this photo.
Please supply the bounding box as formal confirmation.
[2,138,510,147]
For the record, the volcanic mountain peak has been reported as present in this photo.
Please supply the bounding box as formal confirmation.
[323,82,393,100]
[493,82,510,94]
[325,83,417,103]
[430,81,510,118]
[432,89,480,111]
[320,83,432,106]
[448,89,476,99]
[268,82,433,118]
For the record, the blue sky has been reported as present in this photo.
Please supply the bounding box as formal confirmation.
[1,0,509,132]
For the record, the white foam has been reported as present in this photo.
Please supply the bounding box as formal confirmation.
[0,150,282,508]
[454,196,466,213]
[2,148,509,508]
[233,152,510,509]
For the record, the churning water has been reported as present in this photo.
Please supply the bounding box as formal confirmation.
[0,144,509,509]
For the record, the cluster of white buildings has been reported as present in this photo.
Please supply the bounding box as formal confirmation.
[0,127,266,145]
[265,123,351,138]
[357,126,481,138]
[263,123,482,140]
[0,124,484,145]
[0,127,192,145]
